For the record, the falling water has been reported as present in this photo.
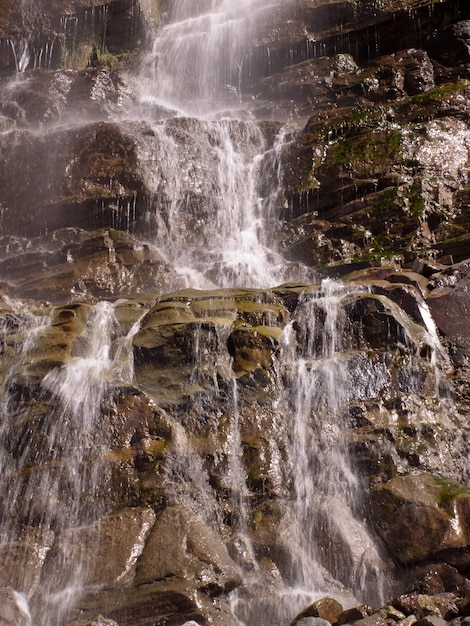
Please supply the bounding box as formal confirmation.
[126,0,311,291]
[231,282,388,625]
[283,283,386,601]
[0,302,139,625]
[138,0,283,117]
[132,117,295,289]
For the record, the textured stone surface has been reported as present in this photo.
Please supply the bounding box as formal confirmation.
[371,474,470,565]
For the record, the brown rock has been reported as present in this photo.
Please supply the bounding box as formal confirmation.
[135,505,241,594]
[337,605,374,625]
[427,263,470,356]
[0,122,146,238]
[41,507,156,590]
[291,597,343,625]
[370,474,470,565]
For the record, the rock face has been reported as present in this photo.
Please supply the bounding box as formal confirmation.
[0,0,469,625]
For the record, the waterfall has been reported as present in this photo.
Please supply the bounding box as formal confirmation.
[2,0,461,624]
[128,4,388,617]
[131,117,297,289]
[126,0,312,291]
[0,302,138,625]
[284,283,387,602]
[138,0,281,117]
[231,282,388,625]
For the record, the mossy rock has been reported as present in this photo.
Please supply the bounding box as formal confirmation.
[370,473,470,566]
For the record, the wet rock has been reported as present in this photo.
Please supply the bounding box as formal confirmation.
[40,507,156,590]
[227,326,280,375]
[350,612,388,626]
[337,605,374,625]
[426,20,470,69]
[291,597,343,625]
[397,617,418,626]
[427,263,470,356]
[0,1,469,625]
[405,563,469,596]
[0,122,145,238]
[76,579,239,626]
[402,49,435,95]
[0,0,146,73]
[0,228,179,303]
[414,617,448,626]
[0,528,54,596]
[132,289,287,405]
[0,587,31,626]
[66,617,120,626]
[282,72,470,274]
[291,618,332,626]
[370,474,470,566]
[135,504,241,594]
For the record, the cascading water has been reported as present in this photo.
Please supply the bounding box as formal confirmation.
[131,117,295,289]
[138,0,283,117]
[283,283,387,602]
[128,3,388,619]
[124,0,309,291]
[0,302,139,625]
[230,282,389,625]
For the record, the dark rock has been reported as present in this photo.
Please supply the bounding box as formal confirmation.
[402,49,435,95]
[291,597,343,626]
[337,605,374,625]
[426,20,470,68]
[405,563,469,596]
[427,264,470,356]
[392,592,422,617]
[414,617,448,626]
[0,122,146,237]
[350,613,389,626]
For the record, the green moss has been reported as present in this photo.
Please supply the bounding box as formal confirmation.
[432,476,469,505]
[395,80,470,123]
[326,130,403,174]
[349,249,404,265]
[406,180,426,218]
[350,106,377,124]
[61,39,120,70]
[96,46,119,68]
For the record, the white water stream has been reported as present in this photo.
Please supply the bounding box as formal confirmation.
[138,0,283,118]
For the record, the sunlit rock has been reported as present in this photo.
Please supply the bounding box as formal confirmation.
[427,262,470,356]
[0,0,470,624]
[40,507,156,590]
[135,504,242,592]
[370,474,470,566]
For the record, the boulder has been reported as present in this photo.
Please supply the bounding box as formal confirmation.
[370,474,470,566]
[427,263,470,356]
[134,505,242,594]
[40,507,156,590]
[291,597,343,625]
